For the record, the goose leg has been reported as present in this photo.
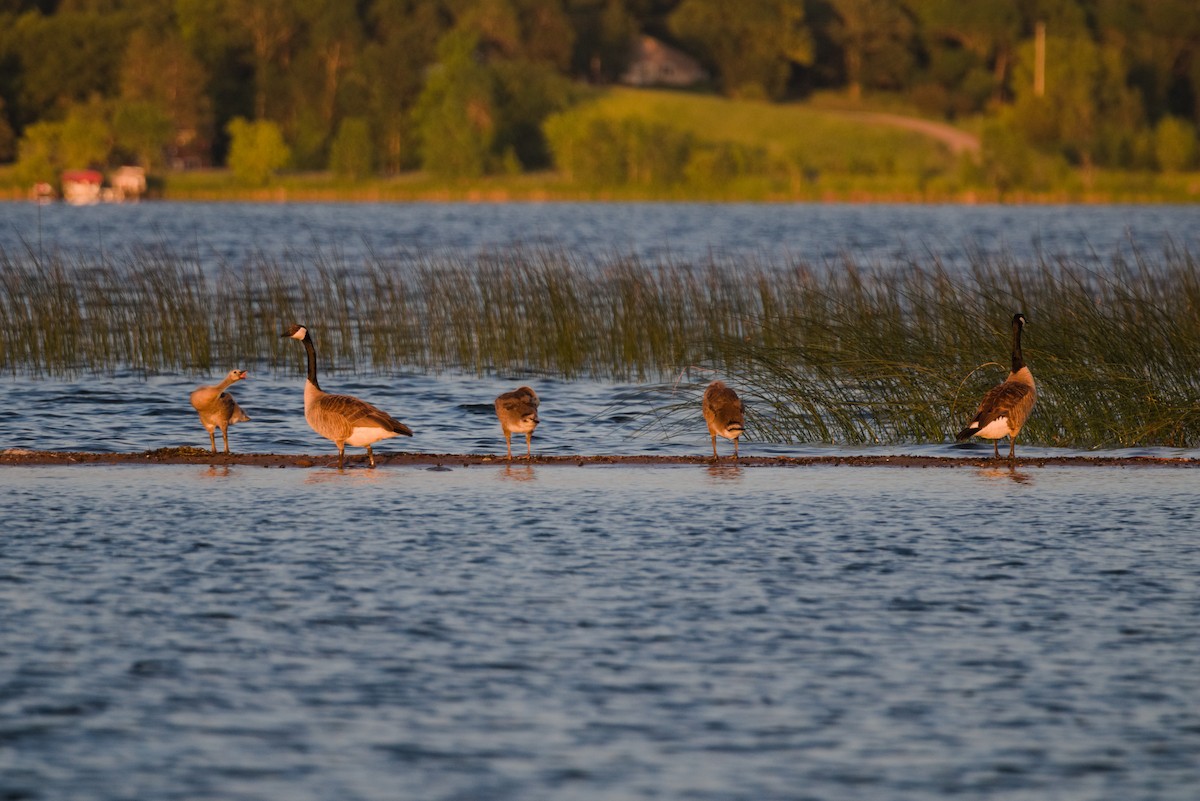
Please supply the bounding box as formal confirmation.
[367,444,375,468]
[711,434,718,461]
[1008,436,1017,461]
[337,443,345,469]
[221,426,230,454]
[733,438,739,462]
[525,432,532,460]
[993,439,1000,459]
[504,431,513,461]
[208,430,217,454]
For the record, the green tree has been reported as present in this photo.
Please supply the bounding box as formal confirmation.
[414,30,497,178]
[225,0,299,121]
[112,101,173,169]
[906,0,1019,103]
[59,98,111,167]
[974,114,1067,194]
[119,27,214,167]
[14,119,62,184]
[828,0,914,101]
[568,0,638,82]
[10,11,133,127]
[1011,33,1144,170]
[329,116,375,178]
[669,0,814,99]
[283,0,365,169]
[225,116,290,184]
[0,97,15,162]
[362,0,451,174]
[1154,115,1197,171]
[1097,0,1200,125]
[492,59,574,169]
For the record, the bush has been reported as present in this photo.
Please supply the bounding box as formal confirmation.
[544,113,693,187]
[225,118,291,185]
[1155,116,1198,172]
[329,117,375,180]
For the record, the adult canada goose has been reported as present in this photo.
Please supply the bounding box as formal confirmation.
[494,386,540,460]
[956,312,1037,460]
[281,324,412,468]
[703,380,745,461]
[189,369,250,454]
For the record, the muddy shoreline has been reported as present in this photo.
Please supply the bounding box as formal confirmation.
[3,447,1198,469]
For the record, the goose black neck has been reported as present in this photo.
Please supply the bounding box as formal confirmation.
[303,333,321,390]
[1011,319,1025,373]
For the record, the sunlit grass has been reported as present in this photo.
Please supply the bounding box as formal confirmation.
[584,87,954,169]
[3,244,1199,448]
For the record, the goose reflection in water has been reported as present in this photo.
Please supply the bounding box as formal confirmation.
[498,465,536,483]
[705,463,744,483]
[977,465,1033,485]
[199,465,233,479]
[303,467,393,486]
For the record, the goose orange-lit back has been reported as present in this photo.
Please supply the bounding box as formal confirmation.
[956,313,1037,460]
[282,324,412,468]
[189,369,250,454]
[702,380,745,461]
[495,386,540,460]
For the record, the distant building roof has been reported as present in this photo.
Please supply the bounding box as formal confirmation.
[62,170,103,184]
[619,35,708,88]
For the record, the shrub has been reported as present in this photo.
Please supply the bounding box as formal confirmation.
[544,112,693,187]
[225,118,291,185]
[1155,116,1198,172]
[329,117,375,180]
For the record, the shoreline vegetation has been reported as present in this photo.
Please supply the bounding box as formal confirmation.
[6,156,1200,206]
[4,90,1200,205]
[4,245,1200,450]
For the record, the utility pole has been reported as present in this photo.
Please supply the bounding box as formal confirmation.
[1034,21,1046,98]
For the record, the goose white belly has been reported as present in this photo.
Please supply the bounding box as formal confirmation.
[345,426,399,447]
[506,418,538,434]
[972,417,1011,439]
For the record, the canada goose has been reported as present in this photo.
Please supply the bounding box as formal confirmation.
[281,324,412,468]
[495,386,540,460]
[189,369,250,454]
[703,380,745,461]
[956,312,1037,460]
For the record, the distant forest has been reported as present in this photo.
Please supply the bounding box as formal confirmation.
[1,0,1198,184]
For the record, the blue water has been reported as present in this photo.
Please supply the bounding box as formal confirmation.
[2,200,1198,267]
[3,202,1200,800]
[2,464,1199,800]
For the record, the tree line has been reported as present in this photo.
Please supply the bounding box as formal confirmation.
[1,0,1198,186]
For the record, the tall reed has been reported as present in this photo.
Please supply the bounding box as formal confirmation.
[2,243,1198,447]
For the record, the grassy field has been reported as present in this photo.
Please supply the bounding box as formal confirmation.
[3,88,1198,202]
[3,245,1199,449]
[568,88,961,171]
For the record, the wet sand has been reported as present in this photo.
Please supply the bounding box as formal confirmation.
[3,447,1198,469]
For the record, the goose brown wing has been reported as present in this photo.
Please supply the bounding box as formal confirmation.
[704,386,744,427]
[959,380,1034,438]
[321,393,413,436]
[497,395,537,417]
[226,394,251,423]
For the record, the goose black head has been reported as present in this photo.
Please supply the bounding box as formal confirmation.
[281,324,308,340]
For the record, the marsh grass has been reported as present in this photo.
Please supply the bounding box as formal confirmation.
[3,244,1199,448]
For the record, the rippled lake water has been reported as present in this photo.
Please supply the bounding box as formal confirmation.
[3,464,1199,800]
[3,202,1200,799]
[3,200,1199,266]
